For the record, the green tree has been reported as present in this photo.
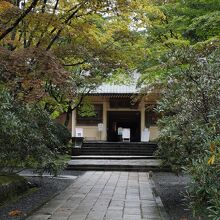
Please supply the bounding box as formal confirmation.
[0,0,155,123]
[0,0,158,175]
[137,0,220,84]
[135,1,220,217]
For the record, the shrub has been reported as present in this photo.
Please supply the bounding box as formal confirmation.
[52,122,71,154]
[0,88,70,175]
[156,48,220,217]
[185,141,220,219]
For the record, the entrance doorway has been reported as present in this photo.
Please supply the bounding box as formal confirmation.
[107,111,141,142]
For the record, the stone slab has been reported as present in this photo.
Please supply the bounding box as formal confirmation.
[27,171,167,220]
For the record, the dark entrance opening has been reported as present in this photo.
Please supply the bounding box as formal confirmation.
[107,111,141,142]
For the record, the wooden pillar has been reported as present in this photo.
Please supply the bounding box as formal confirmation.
[102,98,107,141]
[140,99,145,135]
[71,110,76,137]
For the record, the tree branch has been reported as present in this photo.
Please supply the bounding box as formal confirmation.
[46,0,88,51]
[35,0,59,47]
[0,0,39,41]
[63,60,86,66]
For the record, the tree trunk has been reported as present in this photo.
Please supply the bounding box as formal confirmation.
[64,106,72,127]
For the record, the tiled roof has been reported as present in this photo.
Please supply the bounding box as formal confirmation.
[90,71,140,95]
[91,84,139,94]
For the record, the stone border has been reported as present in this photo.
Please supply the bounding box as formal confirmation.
[149,176,170,220]
[0,174,80,220]
[23,176,80,220]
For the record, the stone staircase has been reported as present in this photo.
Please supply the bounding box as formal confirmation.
[72,142,158,156]
[67,142,168,171]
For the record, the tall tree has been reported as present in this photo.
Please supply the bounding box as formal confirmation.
[137,0,220,84]
[0,0,155,119]
[136,1,220,217]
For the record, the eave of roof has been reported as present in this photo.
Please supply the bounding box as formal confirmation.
[88,93,138,97]
[89,84,139,95]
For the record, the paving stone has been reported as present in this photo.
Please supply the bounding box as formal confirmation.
[105,217,123,220]
[27,214,50,220]
[109,200,124,206]
[125,201,140,208]
[124,208,141,215]
[87,211,106,219]
[142,215,161,220]
[141,201,158,207]
[49,210,71,218]
[142,218,161,220]
[142,206,159,214]
[123,214,142,220]
[68,214,87,220]
[48,217,69,220]
[108,206,124,211]
[27,171,165,220]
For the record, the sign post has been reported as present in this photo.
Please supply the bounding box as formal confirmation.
[122,128,130,142]
[74,128,84,148]
[141,128,150,142]
[98,123,103,140]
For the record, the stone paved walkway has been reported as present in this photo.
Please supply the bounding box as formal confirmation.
[28,171,164,220]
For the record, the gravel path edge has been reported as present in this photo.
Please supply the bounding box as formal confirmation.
[22,176,79,220]
[149,177,170,220]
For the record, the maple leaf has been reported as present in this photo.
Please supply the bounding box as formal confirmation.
[8,209,24,217]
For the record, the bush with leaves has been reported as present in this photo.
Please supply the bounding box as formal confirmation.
[52,122,71,154]
[0,88,71,175]
[185,149,220,219]
[156,48,220,218]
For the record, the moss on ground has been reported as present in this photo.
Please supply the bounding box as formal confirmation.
[0,174,29,205]
[0,174,25,185]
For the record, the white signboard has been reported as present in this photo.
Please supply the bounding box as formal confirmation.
[141,128,150,142]
[118,127,123,135]
[98,123,103,132]
[75,128,83,137]
[122,128,130,139]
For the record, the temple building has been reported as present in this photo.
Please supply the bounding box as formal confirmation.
[67,83,160,142]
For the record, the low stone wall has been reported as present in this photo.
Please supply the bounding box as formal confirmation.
[0,175,29,204]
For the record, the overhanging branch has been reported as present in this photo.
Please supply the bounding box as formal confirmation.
[0,0,39,41]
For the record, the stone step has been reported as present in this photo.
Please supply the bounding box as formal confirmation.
[81,152,155,156]
[73,151,156,156]
[66,159,169,172]
[80,149,156,155]
[71,155,157,160]
[66,165,168,172]
[81,148,156,152]
[81,147,156,150]
[82,143,157,148]
[72,142,158,156]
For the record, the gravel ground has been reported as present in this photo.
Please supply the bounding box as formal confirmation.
[152,172,207,220]
[0,170,84,220]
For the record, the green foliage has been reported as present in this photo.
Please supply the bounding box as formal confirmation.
[53,123,71,146]
[78,100,96,117]
[185,153,220,219]
[138,0,220,216]
[138,0,220,84]
[156,48,220,217]
[0,174,25,185]
[0,0,151,108]
[0,88,71,175]
[185,11,220,42]
[52,123,71,154]
[0,173,28,205]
